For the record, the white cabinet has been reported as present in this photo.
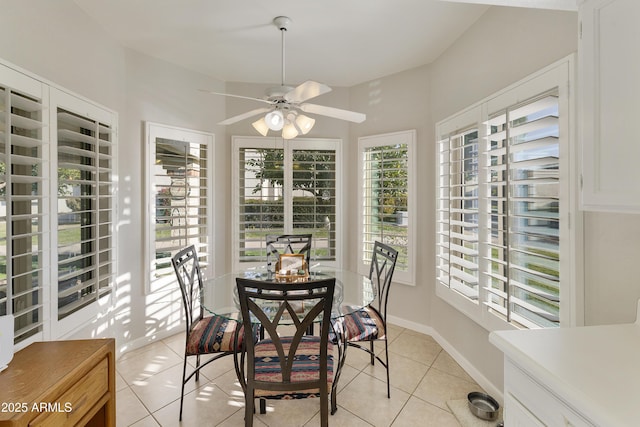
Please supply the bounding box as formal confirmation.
[490,306,640,427]
[503,360,592,427]
[579,0,640,212]
[503,393,545,427]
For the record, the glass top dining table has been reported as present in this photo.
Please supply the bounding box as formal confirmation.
[201,264,376,324]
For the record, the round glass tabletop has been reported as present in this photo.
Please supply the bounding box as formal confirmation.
[201,265,375,324]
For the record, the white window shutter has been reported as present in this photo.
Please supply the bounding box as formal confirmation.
[486,92,561,328]
[0,85,47,344]
[359,130,416,285]
[56,107,115,321]
[233,137,341,269]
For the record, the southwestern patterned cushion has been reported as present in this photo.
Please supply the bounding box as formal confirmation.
[253,336,334,399]
[339,305,385,343]
[186,315,243,354]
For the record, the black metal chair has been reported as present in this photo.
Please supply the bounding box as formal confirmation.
[266,234,312,273]
[332,241,398,398]
[236,276,336,427]
[172,245,245,421]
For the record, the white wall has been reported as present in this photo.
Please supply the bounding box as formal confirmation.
[349,65,432,326]
[0,0,125,110]
[114,51,228,353]
[583,212,640,325]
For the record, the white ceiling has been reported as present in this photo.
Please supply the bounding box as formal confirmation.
[72,0,577,88]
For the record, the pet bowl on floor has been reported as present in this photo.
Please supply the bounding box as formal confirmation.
[467,391,499,421]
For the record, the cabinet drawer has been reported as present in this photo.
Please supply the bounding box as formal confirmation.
[29,357,109,427]
[505,361,593,427]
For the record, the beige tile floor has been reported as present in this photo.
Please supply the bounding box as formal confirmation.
[116,324,483,426]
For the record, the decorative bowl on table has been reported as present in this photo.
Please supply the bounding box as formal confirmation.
[275,254,309,282]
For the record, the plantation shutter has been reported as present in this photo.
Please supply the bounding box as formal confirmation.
[152,137,210,277]
[292,148,337,261]
[361,144,408,271]
[436,134,451,291]
[436,125,480,301]
[0,64,118,345]
[54,89,116,326]
[234,137,341,268]
[436,59,571,330]
[358,130,415,285]
[238,146,285,263]
[0,80,47,344]
[486,91,560,328]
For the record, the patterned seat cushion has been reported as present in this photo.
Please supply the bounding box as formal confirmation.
[253,336,334,399]
[186,315,243,354]
[339,305,385,342]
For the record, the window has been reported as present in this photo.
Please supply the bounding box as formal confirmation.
[486,92,561,328]
[50,89,117,338]
[292,148,337,261]
[0,76,47,345]
[145,122,213,293]
[436,120,480,301]
[0,61,118,347]
[436,57,579,330]
[358,130,416,285]
[233,137,341,269]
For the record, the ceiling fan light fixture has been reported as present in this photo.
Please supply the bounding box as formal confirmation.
[265,110,284,131]
[252,117,270,136]
[282,122,299,139]
[295,114,315,135]
[211,15,365,133]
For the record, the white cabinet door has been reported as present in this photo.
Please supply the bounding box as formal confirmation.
[580,0,640,212]
[504,360,595,427]
[504,393,546,427]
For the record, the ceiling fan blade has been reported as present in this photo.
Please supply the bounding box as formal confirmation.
[218,107,272,125]
[284,81,332,104]
[200,89,274,105]
[300,103,366,123]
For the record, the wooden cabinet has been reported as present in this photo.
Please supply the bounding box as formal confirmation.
[579,0,640,212]
[0,339,115,427]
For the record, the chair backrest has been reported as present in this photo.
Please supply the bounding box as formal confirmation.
[266,234,312,272]
[172,245,204,333]
[369,241,398,321]
[236,277,335,392]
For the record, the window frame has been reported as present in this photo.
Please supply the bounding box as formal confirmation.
[0,66,49,348]
[49,87,118,339]
[231,136,342,271]
[435,55,582,331]
[144,122,214,294]
[358,130,416,286]
[0,58,119,349]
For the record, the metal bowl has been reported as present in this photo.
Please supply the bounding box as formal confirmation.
[467,391,500,421]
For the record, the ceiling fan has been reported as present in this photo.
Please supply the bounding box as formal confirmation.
[207,16,366,139]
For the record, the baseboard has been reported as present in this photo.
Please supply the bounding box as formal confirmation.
[428,329,504,404]
[387,314,504,404]
[387,314,435,336]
